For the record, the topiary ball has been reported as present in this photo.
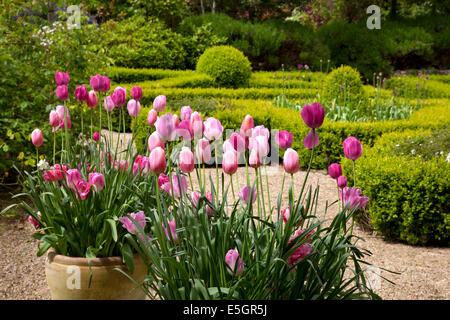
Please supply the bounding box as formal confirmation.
[323,65,367,107]
[196,46,252,88]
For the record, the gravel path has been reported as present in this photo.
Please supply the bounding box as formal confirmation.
[0,131,448,300]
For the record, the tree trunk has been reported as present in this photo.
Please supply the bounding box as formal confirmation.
[200,0,205,14]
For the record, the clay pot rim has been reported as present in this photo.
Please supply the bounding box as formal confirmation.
[47,250,141,266]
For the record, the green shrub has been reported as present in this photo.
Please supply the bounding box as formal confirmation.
[323,65,367,107]
[196,46,252,88]
[342,129,450,245]
[108,67,194,83]
[384,76,450,99]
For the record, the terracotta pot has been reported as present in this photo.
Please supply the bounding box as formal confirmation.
[45,251,147,300]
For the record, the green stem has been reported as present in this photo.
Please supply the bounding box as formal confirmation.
[298,129,315,200]
[230,174,236,202]
[53,131,56,165]
[188,173,194,191]
[36,148,39,168]
[80,102,84,138]
[259,167,267,221]
[353,160,356,188]
[264,163,272,215]
[337,180,341,212]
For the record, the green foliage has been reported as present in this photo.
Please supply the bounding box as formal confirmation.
[384,76,450,99]
[323,65,367,107]
[0,6,107,177]
[342,129,450,245]
[196,46,252,88]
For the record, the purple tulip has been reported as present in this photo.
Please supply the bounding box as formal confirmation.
[93,131,100,142]
[275,130,293,150]
[340,187,369,211]
[303,129,319,149]
[301,102,325,129]
[74,85,88,101]
[56,85,69,101]
[54,71,69,86]
[328,163,342,180]
[111,87,126,107]
[337,176,347,189]
[131,86,142,101]
[343,136,363,161]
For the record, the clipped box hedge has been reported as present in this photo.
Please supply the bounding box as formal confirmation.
[108,67,194,83]
[341,129,450,245]
[134,99,450,170]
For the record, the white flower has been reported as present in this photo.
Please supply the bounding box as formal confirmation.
[37,159,49,170]
[411,149,416,155]
[446,153,450,163]
[395,144,400,147]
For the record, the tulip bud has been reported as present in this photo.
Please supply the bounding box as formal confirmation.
[343,136,363,161]
[127,99,141,117]
[148,131,165,152]
[56,85,69,101]
[337,176,347,189]
[301,102,325,129]
[131,86,142,101]
[55,71,69,86]
[180,106,192,121]
[86,90,98,108]
[179,147,195,173]
[240,115,254,137]
[163,219,178,244]
[31,129,43,147]
[328,163,342,180]
[74,85,88,101]
[104,96,115,112]
[150,147,167,175]
[238,186,257,204]
[248,148,261,169]
[275,130,293,150]
[153,95,166,112]
[93,132,100,142]
[222,150,238,175]
[283,148,299,174]
[195,138,212,164]
[147,109,157,126]
[225,250,244,277]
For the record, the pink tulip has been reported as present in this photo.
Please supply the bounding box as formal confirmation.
[147,109,158,126]
[328,163,342,180]
[195,138,212,164]
[229,133,246,153]
[340,187,369,211]
[222,150,238,175]
[88,172,105,191]
[180,106,192,121]
[66,169,82,189]
[179,147,195,173]
[337,176,347,189]
[225,249,244,277]
[49,110,60,128]
[114,159,129,171]
[56,85,68,101]
[303,129,319,149]
[190,112,204,139]
[153,95,166,112]
[119,211,146,234]
[343,136,363,161]
[301,102,325,129]
[282,207,290,223]
[155,113,177,142]
[150,147,167,175]
[238,186,257,204]
[90,74,109,92]
[249,148,261,169]
[205,191,214,216]
[74,85,88,101]
[148,131,165,152]
[240,115,254,137]
[139,156,151,175]
[31,129,43,147]
[56,105,69,121]
[103,76,110,92]
[86,90,98,108]
[75,179,90,200]
[54,71,69,86]
[48,164,64,181]
[276,130,293,150]
[251,125,270,140]
[283,148,299,174]
[28,212,41,229]
[192,191,201,209]
[60,115,72,130]
[172,114,179,128]
[131,86,142,101]
[170,174,188,198]
[176,120,192,141]
[249,135,269,158]
[127,99,141,117]
[158,174,170,190]
[223,140,236,155]
[104,96,115,112]
[111,87,126,107]
[286,229,312,266]
[93,132,100,141]
[163,219,178,244]
[204,117,223,141]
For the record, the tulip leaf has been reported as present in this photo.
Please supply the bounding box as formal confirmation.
[106,219,118,242]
